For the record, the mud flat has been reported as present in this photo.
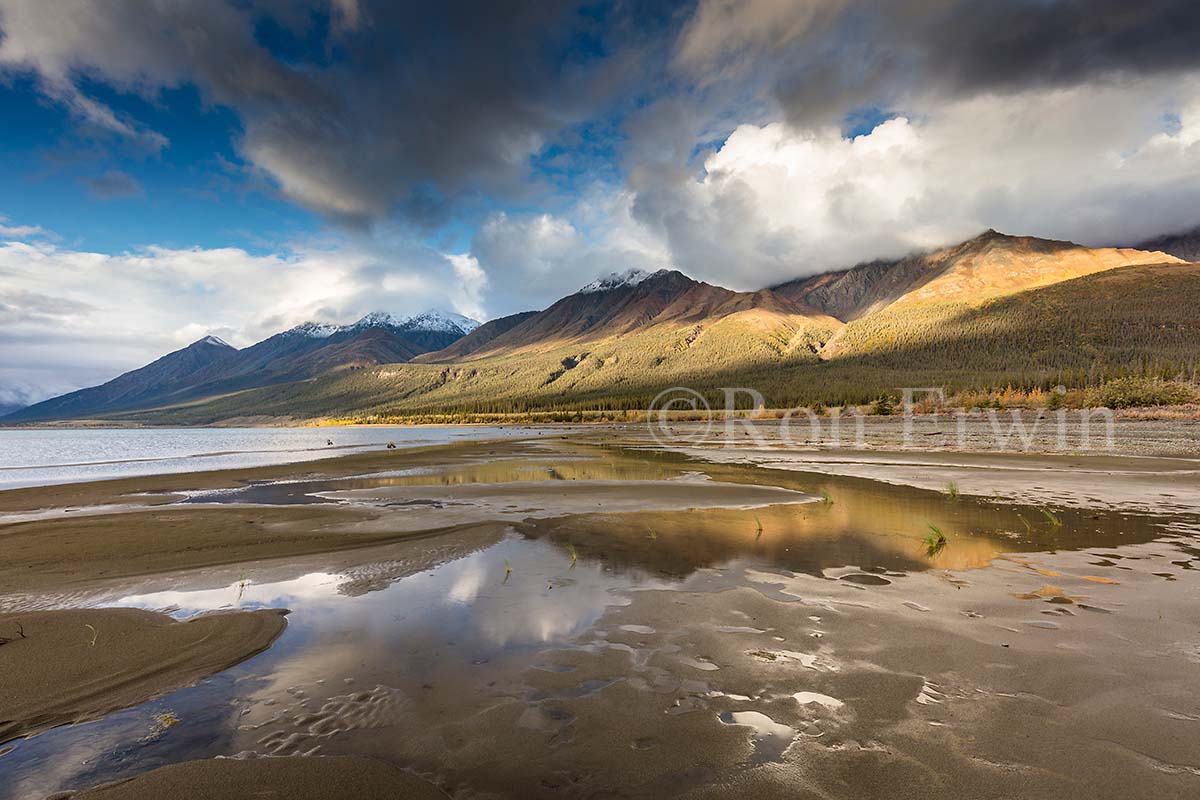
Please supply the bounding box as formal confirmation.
[1,433,1197,799]
[0,607,287,744]
[53,755,446,799]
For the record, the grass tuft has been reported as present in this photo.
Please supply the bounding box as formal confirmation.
[922,523,948,557]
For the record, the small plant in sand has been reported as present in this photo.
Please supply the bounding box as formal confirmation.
[503,559,512,582]
[647,527,658,540]
[84,624,98,647]
[1040,508,1062,527]
[754,515,763,534]
[922,524,948,557]
[568,543,578,567]
[1016,513,1033,533]
[820,489,834,506]
[944,482,960,501]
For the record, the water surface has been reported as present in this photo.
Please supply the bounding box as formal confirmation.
[0,426,563,490]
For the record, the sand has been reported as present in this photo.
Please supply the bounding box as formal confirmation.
[0,607,288,744]
[53,755,447,800]
[0,505,413,595]
[328,478,816,530]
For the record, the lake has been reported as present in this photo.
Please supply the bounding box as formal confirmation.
[0,426,560,490]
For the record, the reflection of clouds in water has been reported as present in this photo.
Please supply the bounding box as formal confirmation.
[447,561,486,604]
[117,572,343,614]
[456,544,641,647]
[114,540,648,652]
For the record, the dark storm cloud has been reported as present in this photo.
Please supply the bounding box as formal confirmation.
[0,0,653,224]
[676,0,1200,123]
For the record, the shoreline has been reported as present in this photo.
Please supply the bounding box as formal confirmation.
[3,401,1200,432]
[2,415,1198,496]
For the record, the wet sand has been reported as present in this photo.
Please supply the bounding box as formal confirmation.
[612,419,1200,512]
[56,755,447,799]
[1,432,1198,799]
[0,608,287,744]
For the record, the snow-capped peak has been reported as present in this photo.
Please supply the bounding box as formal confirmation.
[286,309,481,339]
[399,309,482,334]
[289,321,341,339]
[579,268,668,294]
[198,335,233,348]
[351,309,481,335]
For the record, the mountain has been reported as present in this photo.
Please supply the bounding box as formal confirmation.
[5,335,241,422]
[416,311,539,362]
[432,269,836,359]
[5,310,479,422]
[774,230,1179,321]
[1135,225,1200,263]
[8,232,1193,424]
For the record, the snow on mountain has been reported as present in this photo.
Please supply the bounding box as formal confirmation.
[286,309,482,339]
[199,335,234,348]
[400,309,482,334]
[351,309,480,335]
[579,268,668,294]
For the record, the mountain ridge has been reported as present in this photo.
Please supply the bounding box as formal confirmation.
[5,230,1193,423]
[5,308,481,422]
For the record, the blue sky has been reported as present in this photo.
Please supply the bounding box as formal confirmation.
[2,0,1199,406]
[0,76,319,254]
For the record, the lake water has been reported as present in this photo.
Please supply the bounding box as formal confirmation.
[0,426,560,490]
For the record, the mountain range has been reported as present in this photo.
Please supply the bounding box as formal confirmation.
[5,310,479,422]
[5,230,1195,424]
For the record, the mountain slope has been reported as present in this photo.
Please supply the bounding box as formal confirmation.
[6,336,240,422]
[432,269,837,361]
[819,232,1182,359]
[417,311,539,361]
[775,230,1180,321]
[1135,225,1200,262]
[6,311,478,422]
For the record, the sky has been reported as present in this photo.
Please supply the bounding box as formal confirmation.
[2,0,1200,406]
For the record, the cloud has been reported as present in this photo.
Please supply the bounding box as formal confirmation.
[0,215,47,238]
[0,0,638,224]
[3,0,1200,383]
[81,170,144,199]
[0,234,486,402]
[674,0,1200,125]
[467,188,670,315]
[631,76,1200,288]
